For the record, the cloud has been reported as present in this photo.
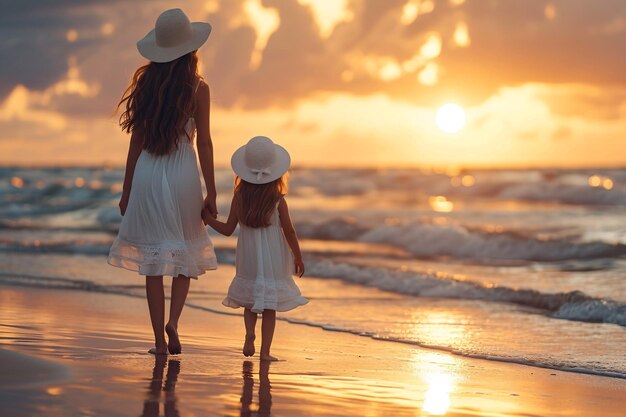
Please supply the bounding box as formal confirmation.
[0,0,119,98]
[197,0,626,108]
[532,84,626,120]
[3,0,626,111]
[1,0,626,167]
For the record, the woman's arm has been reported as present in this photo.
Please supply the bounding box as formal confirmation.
[278,197,304,277]
[119,128,144,215]
[201,196,239,236]
[194,81,218,217]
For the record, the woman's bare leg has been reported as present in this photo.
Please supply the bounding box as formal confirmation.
[166,274,190,354]
[243,308,257,357]
[260,310,278,361]
[146,276,167,354]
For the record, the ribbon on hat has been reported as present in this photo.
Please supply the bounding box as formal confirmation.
[251,167,271,181]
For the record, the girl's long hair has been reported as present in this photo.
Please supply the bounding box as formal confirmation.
[116,51,200,156]
[234,176,288,228]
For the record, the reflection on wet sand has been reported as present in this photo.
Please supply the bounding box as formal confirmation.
[141,356,181,417]
[240,360,272,417]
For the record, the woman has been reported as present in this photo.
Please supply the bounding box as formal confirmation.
[108,8,218,355]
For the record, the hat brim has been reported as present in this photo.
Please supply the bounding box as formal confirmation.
[231,144,291,185]
[137,22,211,63]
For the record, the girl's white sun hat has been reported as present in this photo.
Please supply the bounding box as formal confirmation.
[231,136,291,184]
[137,8,211,63]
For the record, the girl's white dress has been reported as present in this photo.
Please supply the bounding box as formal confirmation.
[107,104,217,278]
[223,204,308,313]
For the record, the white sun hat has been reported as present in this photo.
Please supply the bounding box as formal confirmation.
[231,136,291,184]
[137,8,211,63]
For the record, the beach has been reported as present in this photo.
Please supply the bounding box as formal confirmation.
[1,166,626,416]
[3,0,626,414]
[1,263,625,417]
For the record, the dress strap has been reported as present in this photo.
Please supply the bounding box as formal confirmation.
[194,77,202,93]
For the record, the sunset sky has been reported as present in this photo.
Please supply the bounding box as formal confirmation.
[1,0,625,167]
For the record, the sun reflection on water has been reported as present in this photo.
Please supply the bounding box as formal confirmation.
[410,351,458,416]
[429,196,454,212]
[422,372,453,415]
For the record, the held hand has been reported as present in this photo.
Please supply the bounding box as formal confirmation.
[203,195,218,218]
[201,208,212,226]
[294,258,305,277]
[119,193,129,216]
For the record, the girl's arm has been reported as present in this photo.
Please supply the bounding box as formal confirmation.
[202,196,239,236]
[194,80,218,217]
[278,197,304,277]
[119,128,144,215]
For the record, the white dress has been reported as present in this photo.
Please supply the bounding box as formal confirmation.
[107,103,217,278]
[223,204,308,313]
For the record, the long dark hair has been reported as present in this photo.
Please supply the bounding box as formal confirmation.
[234,176,288,228]
[116,51,200,156]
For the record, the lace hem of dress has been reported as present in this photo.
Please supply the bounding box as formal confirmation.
[222,295,308,313]
[107,235,217,278]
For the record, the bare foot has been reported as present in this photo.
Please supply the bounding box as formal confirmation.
[148,346,168,355]
[243,334,256,357]
[260,354,279,362]
[165,323,181,355]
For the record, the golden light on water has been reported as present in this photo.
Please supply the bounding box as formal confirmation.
[110,183,123,193]
[461,175,475,187]
[46,387,63,396]
[100,23,115,36]
[410,351,458,416]
[10,176,24,188]
[588,175,602,187]
[429,196,454,212]
[588,175,614,189]
[436,104,466,133]
[450,175,475,187]
[422,372,453,415]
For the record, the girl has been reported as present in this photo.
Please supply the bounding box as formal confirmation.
[202,136,308,361]
[108,9,218,355]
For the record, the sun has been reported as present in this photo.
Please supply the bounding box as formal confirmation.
[436,104,466,133]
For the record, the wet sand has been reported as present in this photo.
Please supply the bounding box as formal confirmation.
[0,273,625,417]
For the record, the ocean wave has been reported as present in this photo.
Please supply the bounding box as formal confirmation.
[306,259,626,327]
[0,238,237,266]
[497,183,626,206]
[360,223,626,261]
[295,218,626,262]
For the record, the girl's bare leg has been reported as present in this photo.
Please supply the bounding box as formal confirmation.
[260,310,278,361]
[146,276,167,354]
[243,308,257,357]
[166,274,190,354]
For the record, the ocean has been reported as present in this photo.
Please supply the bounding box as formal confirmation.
[0,165,624,379]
